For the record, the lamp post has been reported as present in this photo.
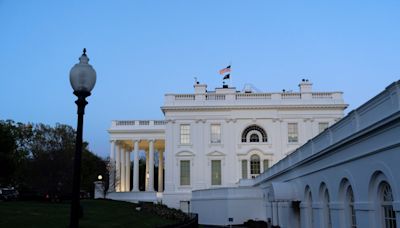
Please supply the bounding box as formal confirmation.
[69,48,96,228]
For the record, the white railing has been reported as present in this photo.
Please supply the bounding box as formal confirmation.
[169,92,340,102]
[113,120,166,127]
[154,120,166,125]
[206,94,226,100]
[236,93,272,99]
[175,94,195,100]
[312,92,333,99]
[139,120,149,125]
[115,120,136,126]
[281,92,301,99]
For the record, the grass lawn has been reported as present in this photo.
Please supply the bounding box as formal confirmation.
[0,199,178,228]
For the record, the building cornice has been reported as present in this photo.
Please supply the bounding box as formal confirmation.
[108,129,165,134]
[161,104,348,113]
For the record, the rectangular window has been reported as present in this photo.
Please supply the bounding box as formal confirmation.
[288,123,299,143]
[210,124,221,143]
[263,159,269,172]
[211,160,221,185]
[180,160,190,185]
[242,160,248,179]
[180,124,190,144]
[319,122,329,133]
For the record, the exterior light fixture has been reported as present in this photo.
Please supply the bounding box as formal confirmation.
[69,48,96,228]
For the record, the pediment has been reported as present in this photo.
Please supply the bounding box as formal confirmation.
[206,151,226,156]
[175,151,195,157]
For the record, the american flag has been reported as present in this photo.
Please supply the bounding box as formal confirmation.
[219,65,231,75]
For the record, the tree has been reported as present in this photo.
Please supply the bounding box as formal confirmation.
[0,120,17,186]
[0,119,108,200]
[81,147,108,197]
[0,120,32,187]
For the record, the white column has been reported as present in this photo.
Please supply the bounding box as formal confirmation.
[145,149,149,191]
[132,140,139,191]
[148,139,155,191]
[125,149,131,191]
[158,150,164,192]
[115,144,121,192]
[120,146,126,192]
[109,140,116,191]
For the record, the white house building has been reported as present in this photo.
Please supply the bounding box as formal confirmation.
[105,79,347,211]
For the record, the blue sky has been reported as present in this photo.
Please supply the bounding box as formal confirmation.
[0,1,399,157]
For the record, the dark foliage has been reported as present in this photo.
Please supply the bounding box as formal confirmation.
[244,219,269,228]
[139,202,189,221]
[0,119,107,199]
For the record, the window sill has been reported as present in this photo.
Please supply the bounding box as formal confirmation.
[178,144,193,148]
[210,184,222,187]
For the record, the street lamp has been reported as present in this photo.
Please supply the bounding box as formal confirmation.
[69,48,96,228]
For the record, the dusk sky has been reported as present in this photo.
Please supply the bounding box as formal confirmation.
[0,1,399,158]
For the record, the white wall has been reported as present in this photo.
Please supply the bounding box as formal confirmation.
[191,187,266,225]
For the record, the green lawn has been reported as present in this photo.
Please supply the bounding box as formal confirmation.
[0,200,177,228]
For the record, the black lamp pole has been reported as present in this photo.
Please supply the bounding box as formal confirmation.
[69,91,90,228]
[68,49,96,228]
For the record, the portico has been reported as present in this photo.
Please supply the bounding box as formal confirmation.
[108,120,166,196]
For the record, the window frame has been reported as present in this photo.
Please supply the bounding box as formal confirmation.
[241,159,248,179]
[180,160,191,186]
[241,125,268,143]
[250,154,261,176]
[344,185,357,228]
[322,186,332,228]
[210,124,222,144]
[180,124,191,145]
[263,159,269,172]
[380,182,396,228]
[211,160,222,185]
[288,123,299,143]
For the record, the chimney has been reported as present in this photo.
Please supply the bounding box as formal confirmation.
[299,79,312,93]
[194,82,207,94]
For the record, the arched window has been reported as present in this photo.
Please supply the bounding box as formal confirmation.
[241,125,268,142]
[250,155,260,175]
[380,182,396,228]
[250,133,259,142]
[346,186,357,228]
[321,184,332,228]
[305,186,313,227]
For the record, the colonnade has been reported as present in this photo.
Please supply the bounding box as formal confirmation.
[109,139,164,192]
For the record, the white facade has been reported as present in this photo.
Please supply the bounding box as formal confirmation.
[106,80,347,211]
[192,80,400,227]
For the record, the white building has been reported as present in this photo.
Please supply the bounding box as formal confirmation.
[191,80,400,227]
[105,79,347,211]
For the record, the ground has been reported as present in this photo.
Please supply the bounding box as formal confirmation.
[0,199,177,228]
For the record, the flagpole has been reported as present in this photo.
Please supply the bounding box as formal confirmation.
[228,61,232,85]
[219,64,232,88]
